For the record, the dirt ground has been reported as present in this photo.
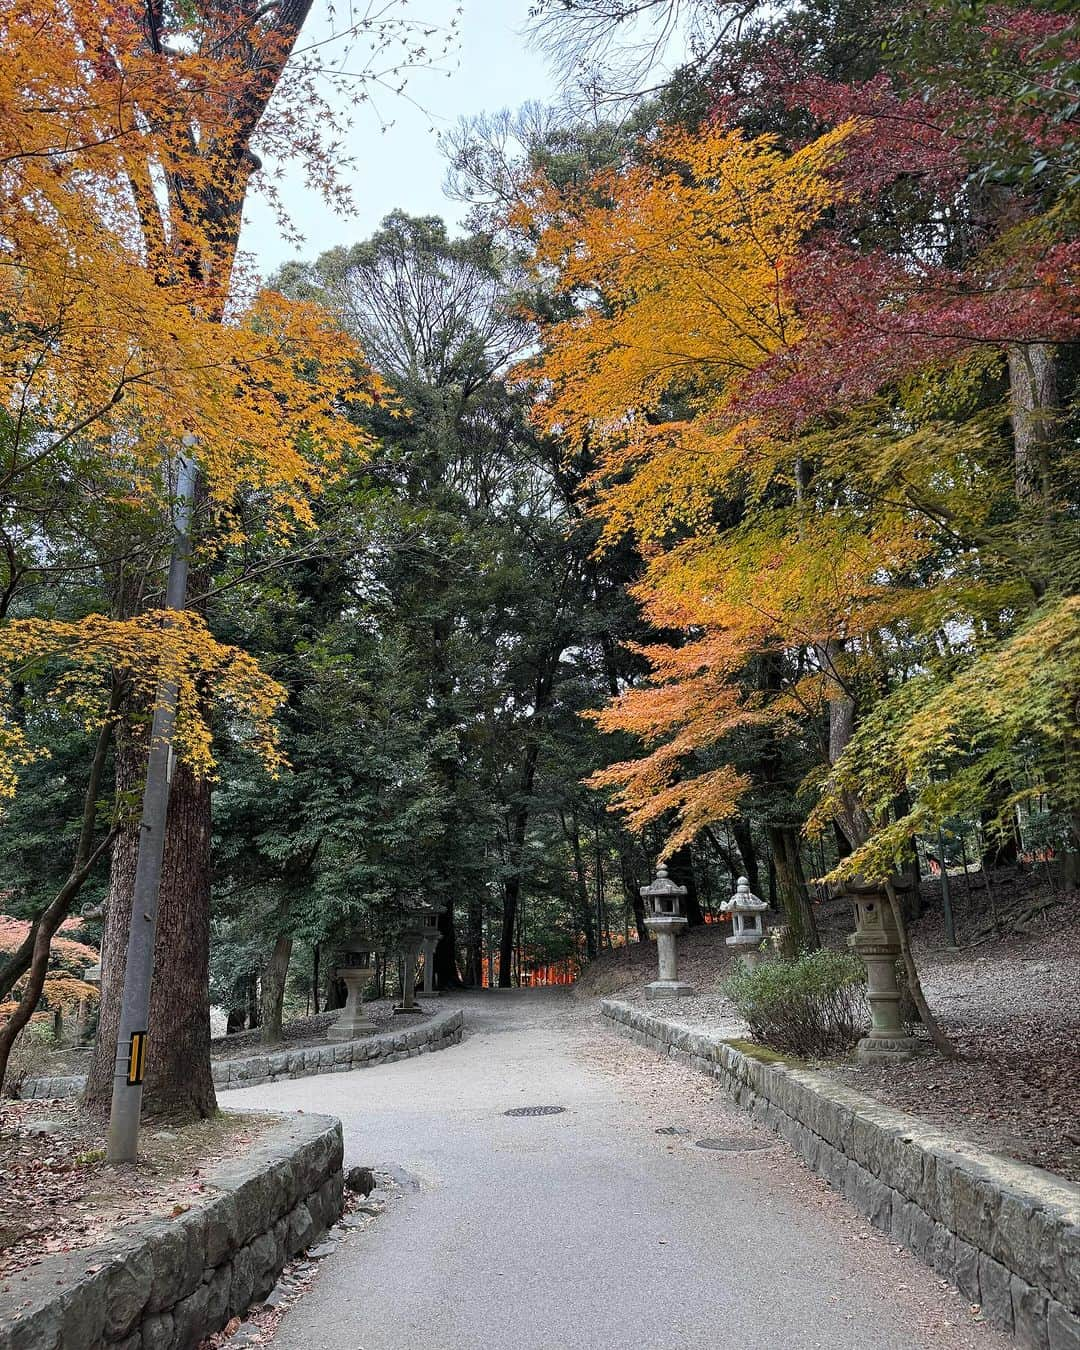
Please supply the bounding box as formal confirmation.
[576,880,1080,1182]
[0,1101,271,1279]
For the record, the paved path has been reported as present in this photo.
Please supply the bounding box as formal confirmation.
[222,991,1007,1350]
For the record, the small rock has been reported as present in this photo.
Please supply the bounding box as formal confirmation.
[22,1120,65,1136]
[224,1322,262,1347]
[356,1200,385,1216]
[345,1165,375,1196]
[340,1215,368,1229]
[261,1284,290,1310]
[306,1242,337,1260]
[152,1130,178,1141]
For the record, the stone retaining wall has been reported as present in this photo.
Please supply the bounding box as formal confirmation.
[0,1112,343,1350]
[21,1007,465,1101]
[213,1007,464,1091]
[601,998,1080,1350]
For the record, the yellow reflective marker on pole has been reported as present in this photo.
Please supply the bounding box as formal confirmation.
[126,1031,147,1086]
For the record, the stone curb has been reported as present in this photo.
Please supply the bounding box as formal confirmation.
[20,1008,465,1101]
[601,998,1080,1350]
[0,1111,344,1350]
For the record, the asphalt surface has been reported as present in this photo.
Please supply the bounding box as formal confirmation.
[221,989,1008,1350]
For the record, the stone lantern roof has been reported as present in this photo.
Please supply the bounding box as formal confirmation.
[640,862,687,917]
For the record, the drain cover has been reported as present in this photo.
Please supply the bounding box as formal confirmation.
[503,1105,567,1118]
[695,1136,772,1152]
[655,1125,691,1136]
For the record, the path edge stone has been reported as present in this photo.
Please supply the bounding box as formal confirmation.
[0,1111,344,1350]
[600,997,1080,1350]
[20,1008,465,1100]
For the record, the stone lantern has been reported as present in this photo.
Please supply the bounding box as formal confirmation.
[394,906,428,1016]
[720,877,768,968]
[328,930,378,1041]
[640,863,693,999]
[845,877,916,1063]
[420,902,446,999]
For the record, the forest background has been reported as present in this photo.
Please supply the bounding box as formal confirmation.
[0,0,1076,1115]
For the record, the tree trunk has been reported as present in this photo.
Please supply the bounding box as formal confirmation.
[564,807,596,960]
[0,831,116,1088]
[246,970,260,1030]
[766,824,819,952]
[620,852,647,943]
[1008,343,1057,510]
[86,747,216,1121]
[666,844,704,926]
[259,934,292,1045]
[730,819,761,895]
[499,743,541,987]
[884,878,956,1058]
[434,898,463,989]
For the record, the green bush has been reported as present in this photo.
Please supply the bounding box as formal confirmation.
[724,949,869,1059]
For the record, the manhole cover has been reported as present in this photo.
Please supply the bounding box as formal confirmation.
[655,1125,691,1136]
[695,1137,773,1152]
[503,1105,567,1118]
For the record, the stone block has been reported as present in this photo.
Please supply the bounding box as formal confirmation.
[142,1311,175,1350]
[172,1282,210,1350]
[248,1231,279,1289]
[924,1148,958,1230]
[287,1202,314,1257]
[992,1187,1058,1294]
[978,1252,1015,1332]
[7,1299,63,1350]
[890,1196,917,1249]
[1049,1215,1080,1309]
[880,1132,925,1201]
[237,1057,268,1083]
[1048,1299,1080,1350]
[1009,1276,1050,1350]
[858,1173,893,1233]
[105,1243,154,1338]
[229,1247,256,1319]
[204,1265,231,1331]
[909,1206,935,1265]
[204,1197,239,1268]
[954,1238,981,1305]
[145,1219,202,1313]
[928,1222,956,1282]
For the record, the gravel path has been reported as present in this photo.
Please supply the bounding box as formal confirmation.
[221,990,1008,1350]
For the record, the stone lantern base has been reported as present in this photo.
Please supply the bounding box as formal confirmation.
[328,968,376,1041]
[855,1032,917,1064]
[726,934,763,970]
[644,978,694,1000]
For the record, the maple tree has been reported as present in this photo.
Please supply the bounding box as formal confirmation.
[515,8,1078,1036]
[0,0,447,1099]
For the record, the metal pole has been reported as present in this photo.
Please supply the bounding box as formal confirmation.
[107,450,197,1163]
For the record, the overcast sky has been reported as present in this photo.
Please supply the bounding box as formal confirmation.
[239,1,558,280]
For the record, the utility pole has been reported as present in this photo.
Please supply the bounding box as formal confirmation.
[107,446,198,1163]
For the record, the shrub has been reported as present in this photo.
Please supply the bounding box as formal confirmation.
[724,948,869,1059]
